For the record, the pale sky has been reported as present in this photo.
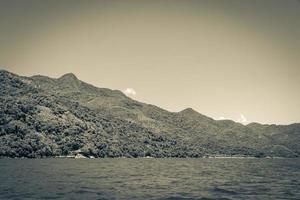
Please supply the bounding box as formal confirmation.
[1,0,300,125]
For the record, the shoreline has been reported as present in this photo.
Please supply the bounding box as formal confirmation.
[0,155,297,159]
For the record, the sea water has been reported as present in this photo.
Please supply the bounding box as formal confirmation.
[0,158,299,199]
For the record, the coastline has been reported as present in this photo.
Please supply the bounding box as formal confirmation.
[0,155,297,159]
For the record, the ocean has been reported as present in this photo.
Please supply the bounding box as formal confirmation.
[0,158,299,199]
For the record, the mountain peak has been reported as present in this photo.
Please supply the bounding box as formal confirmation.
[56,73,81,91]
[179,108,203,117]
[178,107,215,121]
[59,73,78,80]
[180,107,198,114]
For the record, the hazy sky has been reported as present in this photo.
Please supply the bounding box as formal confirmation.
[1,0,300,125]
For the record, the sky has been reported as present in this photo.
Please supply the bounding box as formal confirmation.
[1,0,299,125]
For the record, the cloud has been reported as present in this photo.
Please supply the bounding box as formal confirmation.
[217,114,250,125]
[237,114,249,125]
[123,88,136,96]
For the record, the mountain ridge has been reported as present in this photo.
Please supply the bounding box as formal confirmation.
[0,70,299,158]
[6,69,296,126]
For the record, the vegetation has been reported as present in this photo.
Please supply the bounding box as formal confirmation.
[0,70,299,158]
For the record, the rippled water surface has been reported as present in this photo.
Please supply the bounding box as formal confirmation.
[0,158,299,199]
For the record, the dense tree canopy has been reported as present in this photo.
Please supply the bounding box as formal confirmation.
[0,70,299,158]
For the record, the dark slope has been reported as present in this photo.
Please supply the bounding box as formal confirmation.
[0,70,299,158]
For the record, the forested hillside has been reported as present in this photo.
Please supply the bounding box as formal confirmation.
[0,70,299,158]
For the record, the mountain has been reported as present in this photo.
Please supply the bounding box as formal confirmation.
[0,70,299,158]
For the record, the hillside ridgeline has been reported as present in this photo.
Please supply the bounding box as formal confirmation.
[0,70,299,158]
